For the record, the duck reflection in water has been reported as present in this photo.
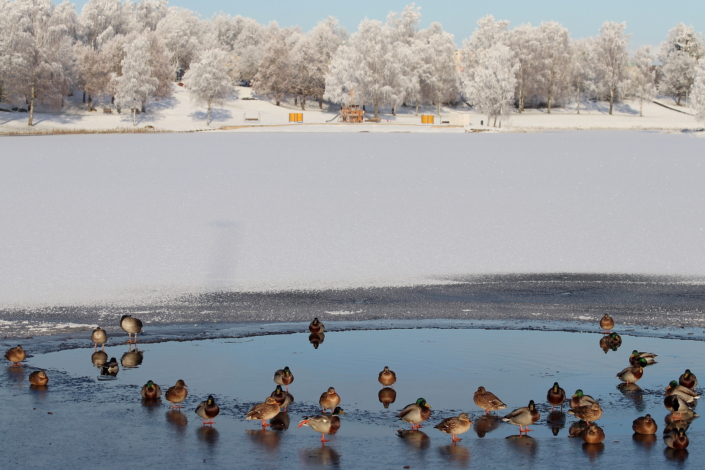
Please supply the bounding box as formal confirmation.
[121,345,144,369]
[298,445,340,467]
[473,415,501,438]
[196,426,220,448]
[91,350,108,368]
[270,411,290,431]
[599,335,621,354]
[396,429,430,450]
[664,447,689,463]
[309,332,325,349]
[438,443,470,467]
[246,428,281,451]
[632,432,657,449]
[546,411,566,436]
[582,442,604,461]
[617,383,645,412]
[505,435,537,457]
[165,410,188,435]
[5,366,26,388]
[378,387,397,409]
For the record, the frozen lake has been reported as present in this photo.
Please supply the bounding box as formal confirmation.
[2,131,705,312]
[2,327,702,469]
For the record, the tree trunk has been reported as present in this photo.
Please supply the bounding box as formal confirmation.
[392,106,396,116]
[132,98,136,126]
[294,95,297,106]
[301,95,305,111]
[82,91,86,103]
[141,100,146,113]
[87,95,92,111]
[609,88,614,115]
[207,100,211,126]
[677,95,682,106]
[319,96,323,109]
[547,93,552,114]
[576,87,581,115]
[640,96,643,117]
[415,100,419,116]
[486,113,490,126]
[28,83,36,126]
[437,98,441,116]
[374,98,379,118]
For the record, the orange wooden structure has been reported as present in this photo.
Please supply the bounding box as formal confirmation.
[340,90,364,123]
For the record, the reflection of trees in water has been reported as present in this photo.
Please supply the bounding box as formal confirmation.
[298,446,341,467]
[473,415,501,438]
[438,443,470,467]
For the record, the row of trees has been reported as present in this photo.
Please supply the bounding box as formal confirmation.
[1,0,704,126]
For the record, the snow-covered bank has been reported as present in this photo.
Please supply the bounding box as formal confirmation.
[2,131,705,310]
[0,86,702,134]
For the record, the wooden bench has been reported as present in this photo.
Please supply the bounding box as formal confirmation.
[103,108,112,114]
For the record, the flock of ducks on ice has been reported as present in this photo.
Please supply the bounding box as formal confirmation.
[3,313,700,451]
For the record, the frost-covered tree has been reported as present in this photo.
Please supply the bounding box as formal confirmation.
[460,15,510,83]
[569,38,596,114]
[593,21,631,115]
[252,24,292,106]
[417,22,459,115]
[183,48,233,125]
[137,0,168,32]
[144,31,173,100]
[74,42,111,108]
[6,0,76,125]
[631,46,656,116]
[303,17,347,109]
[80,0,137,49]
[232,16,266,81]
[155,6,203,71]
[692,59,705,122]
[114,36,157,125]
[509,24,540,112]
[464,44,518,127]
[658,24,704,106]
[535,21,572,113]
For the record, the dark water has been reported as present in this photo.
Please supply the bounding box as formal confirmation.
[2,327,703,469]
[2,274,705,340]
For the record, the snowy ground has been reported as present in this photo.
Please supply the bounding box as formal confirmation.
[0,86,702,133]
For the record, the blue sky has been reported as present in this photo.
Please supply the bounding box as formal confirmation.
[75,0,703,49]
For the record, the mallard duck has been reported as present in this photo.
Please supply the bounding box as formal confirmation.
[100,357,119,376]
[309,318,325,333]
[309,332,325,349]
[165,379,188,409]
[195,395,220,425]
[583,424,605,444]
[664,429,689,449]
[121,348,143,368]
[141,380,162,399]
[616,365,643,384]
[273,367,294,391]
[570,390,597,409]
[599,314,615,333]
[473,387,507,415]
[378,366,396,388]
[664,394,693,420]
[502,400,540,434]
[547,382,566,410]
[434,413,472,442]
[246,397,281,427]
[4,345,26,366]
[568,402,602,425]
[270,385,294,411]
[91,327,107,350]
[397,398,432,430]
[666,380,700,404]
[319,387,341,412]
[568,420,588,438]
[378,387,397,409]
[632,414,657,434]
[298,407,344,443]
[29,370,48,386]
[120,315,143,344]
[629,350,657,365]
[679,369,698,390]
